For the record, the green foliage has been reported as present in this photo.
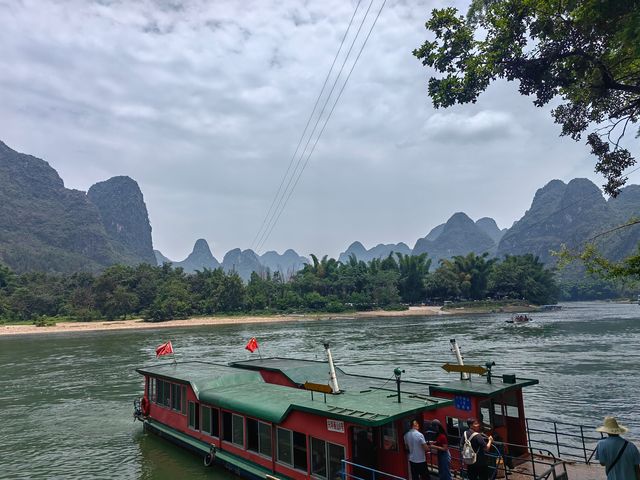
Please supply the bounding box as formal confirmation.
[33,315,57,327]
[488,254,559,304]
[0,251,569,323]
[414,0,640,195]
[396,253,431,303]
[555,241,640,294]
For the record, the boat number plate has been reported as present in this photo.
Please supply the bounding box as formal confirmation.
[327,420,345,433]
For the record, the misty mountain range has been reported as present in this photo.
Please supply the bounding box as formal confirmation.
[2,140,640,281]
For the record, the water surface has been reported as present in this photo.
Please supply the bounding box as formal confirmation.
[1,301,638,479]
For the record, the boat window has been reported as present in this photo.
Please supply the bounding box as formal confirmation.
[171,383,181,412]
[277,428,307,471]
[380,422,398,451]
[499,391,520,418]
[232,414,244,447]
[155,378,171,408]
[188,401,200,430]
[149,377,156,402]
[328,442,345,479]
[223,412,233,442]
[259,422,272,457]
[202,406,212,435]
[479,399,491,428]
[446,416,466,440]
[311,437,345,479]
[221,411,243,445]
[210,407,220,437]
[277,428,293,465]
[181,386,187,415]
[311,438,327,478]
[247,418,272,457]
[492,403,506,427]
[155,379,163,405]
[293,431,308,471]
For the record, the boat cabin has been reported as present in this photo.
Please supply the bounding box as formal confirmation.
[425,373,538,471]
[135,355,538,480]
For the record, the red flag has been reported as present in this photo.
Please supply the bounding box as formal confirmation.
[156,341,174,357]
[245,337,258,353]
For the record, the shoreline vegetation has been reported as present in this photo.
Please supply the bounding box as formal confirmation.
[1,302,540,337]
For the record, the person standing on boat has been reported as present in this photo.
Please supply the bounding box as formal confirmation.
[462,418,493,480]
[428,419,452,480]
[595,416,640,480]
[404,419,429,480]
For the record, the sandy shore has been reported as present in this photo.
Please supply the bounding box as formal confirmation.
[1,306,446,336]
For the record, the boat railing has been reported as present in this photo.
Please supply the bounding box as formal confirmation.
[445,441,567,480]
[525,416,603,464]
[340,460,405,480]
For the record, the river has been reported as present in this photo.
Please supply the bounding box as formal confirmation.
[1,301,639,479]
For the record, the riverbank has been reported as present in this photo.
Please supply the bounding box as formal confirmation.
[0,305,447,336]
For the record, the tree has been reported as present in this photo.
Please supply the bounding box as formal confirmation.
[450,252,496,300]
[559,242,640,280]
[425,263,461,301]
[396,253,431,303]
[414,0,640,195]
[488,254,559,304]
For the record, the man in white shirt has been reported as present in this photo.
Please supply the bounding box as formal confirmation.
[404,419,429,480]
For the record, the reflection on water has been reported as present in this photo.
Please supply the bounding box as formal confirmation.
[1,301,639,478]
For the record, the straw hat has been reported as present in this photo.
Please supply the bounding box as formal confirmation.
[596,417,628,435]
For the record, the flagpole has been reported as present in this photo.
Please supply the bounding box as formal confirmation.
[257,345,262,360]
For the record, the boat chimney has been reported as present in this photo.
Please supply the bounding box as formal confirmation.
[450,339,470,381]
[323,343,341,394]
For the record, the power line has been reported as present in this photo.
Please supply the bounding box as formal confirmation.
[250,0,364,251]
[256,0,387,253]
[254,0,380,253]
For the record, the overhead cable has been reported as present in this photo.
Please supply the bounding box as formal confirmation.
[256,0,387,253]
[250,0,364,251]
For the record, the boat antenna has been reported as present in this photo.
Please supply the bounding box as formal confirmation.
[450,339,470,381]
[323,342,341,394]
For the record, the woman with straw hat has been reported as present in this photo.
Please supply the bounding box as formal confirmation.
[595,416,640,479]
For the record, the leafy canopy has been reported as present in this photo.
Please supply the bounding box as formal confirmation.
[413,0,640,195]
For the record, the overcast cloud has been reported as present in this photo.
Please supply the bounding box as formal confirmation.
[1,0,637,261]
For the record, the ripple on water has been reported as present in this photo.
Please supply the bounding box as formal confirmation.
[0,301,639,477]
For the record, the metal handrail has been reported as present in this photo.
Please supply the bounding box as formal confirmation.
[525,416,604,464]
[340,459,405,480]
[447,440,562,480]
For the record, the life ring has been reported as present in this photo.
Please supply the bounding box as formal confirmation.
[140,396,150,416]
[204,444,217,467]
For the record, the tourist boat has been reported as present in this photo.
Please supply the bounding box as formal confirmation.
[134,340,580,479]
[506,313,531,323]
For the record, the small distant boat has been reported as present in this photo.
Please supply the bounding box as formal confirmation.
[506,313,531,324]
[540,304,562,311]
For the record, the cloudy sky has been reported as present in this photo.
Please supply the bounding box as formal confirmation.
[1,0,637,261]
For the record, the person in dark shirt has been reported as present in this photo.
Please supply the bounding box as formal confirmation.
[462,418,493,480]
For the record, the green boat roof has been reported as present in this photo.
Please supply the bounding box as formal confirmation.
[431,376,539,397]
[137,361,451,427]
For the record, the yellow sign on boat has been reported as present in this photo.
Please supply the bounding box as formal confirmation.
[441,363,488,375]
[303,381,333,394]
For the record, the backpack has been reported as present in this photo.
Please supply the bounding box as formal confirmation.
[462,431,479,465]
